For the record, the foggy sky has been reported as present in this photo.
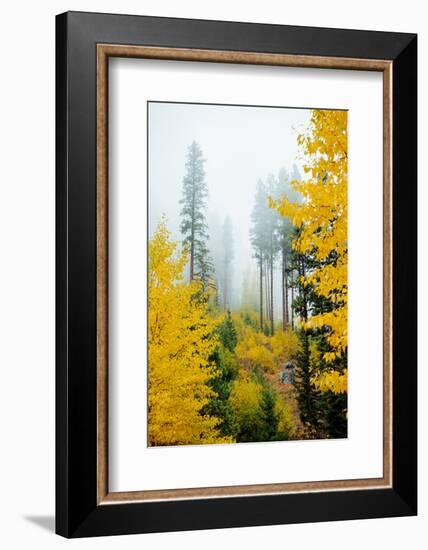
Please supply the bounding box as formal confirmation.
[148,101,311,310]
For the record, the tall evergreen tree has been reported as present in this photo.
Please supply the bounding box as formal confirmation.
[274,168,300,331]
[265,174,280,335]
[250,180,269,332]
[180,141,213,289]
[291,248,322,434]
[250,176,281,334]
[250,180,274,332]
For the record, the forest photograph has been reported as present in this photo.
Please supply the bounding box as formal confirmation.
[147,101,348,447]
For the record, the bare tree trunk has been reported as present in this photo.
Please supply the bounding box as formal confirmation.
[190,240,194,281]
[259,258,263,332]
[291,273,295,330]
[285,272,289,329]
[300,258,308,322]
[189,187,195,282]
[282,246,290,331]
[270,252,274,335]
[282,248,285,331]
[223,262,227,310]
[265,260,270,332]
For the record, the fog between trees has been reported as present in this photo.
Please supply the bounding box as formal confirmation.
[148,101,310,320]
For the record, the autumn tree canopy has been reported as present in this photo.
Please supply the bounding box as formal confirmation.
[270,109,348,393]
[148,221,230,446]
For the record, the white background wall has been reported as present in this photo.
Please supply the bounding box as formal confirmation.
[0,1,424,548]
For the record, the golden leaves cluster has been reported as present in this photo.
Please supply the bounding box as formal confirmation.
[229,372,295,438]
[311,369,347,394]
[235,322,300,374]
[271,110,348,392]
[148,221,231,446]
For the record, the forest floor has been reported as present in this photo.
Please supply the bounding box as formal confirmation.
[265,371,304,434]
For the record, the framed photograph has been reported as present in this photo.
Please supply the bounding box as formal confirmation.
[56,11,417,537]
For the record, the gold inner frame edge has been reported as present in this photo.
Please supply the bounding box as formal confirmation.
[96,44,393,504]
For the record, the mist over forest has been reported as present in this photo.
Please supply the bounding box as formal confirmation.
[148,102,310,321]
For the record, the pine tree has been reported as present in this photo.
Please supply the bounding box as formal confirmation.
[264,174,280,335]
[180,141,214,289]
[289,235,347,438]
[291,250,322,435]
[259,386,280,441]
[204,311,239,438]
[273,168,299,331]
[250,180,268,332]
[218,310,238,352]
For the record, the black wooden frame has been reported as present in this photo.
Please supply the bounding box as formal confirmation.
[56,11,417,538]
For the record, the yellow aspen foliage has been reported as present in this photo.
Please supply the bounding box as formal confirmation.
[235,326,275,373]
[311,369,347,394]
[234,323,299,375]
[229,374,262,423]
[148,221,232,446]
[275,398,296,437]
[270,329,301,364]
[270,110,348,392]
[230,373,295,439]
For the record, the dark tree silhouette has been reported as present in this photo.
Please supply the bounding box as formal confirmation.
[180,141,213,288]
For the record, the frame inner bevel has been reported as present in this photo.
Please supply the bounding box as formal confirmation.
[96,44,393,504]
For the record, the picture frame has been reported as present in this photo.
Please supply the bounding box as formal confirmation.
[56,11,417,538]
